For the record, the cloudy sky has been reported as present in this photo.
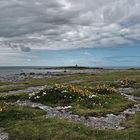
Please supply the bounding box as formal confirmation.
[0,0,140,66]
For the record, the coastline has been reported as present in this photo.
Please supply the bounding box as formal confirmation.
[0,67,132,82]
[0,66,140,82]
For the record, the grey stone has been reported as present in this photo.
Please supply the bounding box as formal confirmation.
[15,100,140,130]
[0,128,8,140]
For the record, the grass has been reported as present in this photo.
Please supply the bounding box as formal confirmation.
[0,82,12,86]
[0,103,140,140]
[0,70,140,139]
[0,81,135,117]
[72,94,134,116]
[0,85,28,92]
[23,70,140,87]
[0,87,134,117]
[0,92,29,102]
[0,70,140,93]
[20,70,140,88]
[27,84,134,116]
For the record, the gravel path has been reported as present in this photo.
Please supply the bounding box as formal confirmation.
[0,128,8,140]
[15,100,140,130]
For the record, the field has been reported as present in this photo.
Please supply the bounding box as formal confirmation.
[0,69,140,140]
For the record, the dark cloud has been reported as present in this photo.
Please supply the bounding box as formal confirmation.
[4,42,31,52]
[19,45,31,52]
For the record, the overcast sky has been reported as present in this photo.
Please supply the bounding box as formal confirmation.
[0,0,140,66]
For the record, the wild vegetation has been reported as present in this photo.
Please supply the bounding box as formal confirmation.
[0,70,140,140]
[0,103,140,140]
[28,84,134,116]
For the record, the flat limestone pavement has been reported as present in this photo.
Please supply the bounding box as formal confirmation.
[0,128,8,140]
[15,100,140,130]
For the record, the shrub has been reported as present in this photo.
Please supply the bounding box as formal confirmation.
[78,95,111,109]
[87,85,117,95]
[28,84,117,106]
[29,84,92,105]
[77,85,117,109]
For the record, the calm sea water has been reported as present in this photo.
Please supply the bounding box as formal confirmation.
[0,66,62,76]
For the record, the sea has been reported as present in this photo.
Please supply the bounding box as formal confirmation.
[0,66,63,76]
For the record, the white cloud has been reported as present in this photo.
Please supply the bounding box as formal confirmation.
[0,0,140,51]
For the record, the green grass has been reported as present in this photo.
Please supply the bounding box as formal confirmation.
[25,70,140,87]
[0,85,29,92]
[18,70,140,89]
[0,104,140,140]
[0,90,134,117]
[72,94,134,116]
[0,70,140,139]
[0,92,29,102]
[0,82,12,86]
[0,84,134,117]
[26,84,134,116]
[0,70,140,93]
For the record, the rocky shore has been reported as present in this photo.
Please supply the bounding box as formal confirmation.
[0,68,123,82]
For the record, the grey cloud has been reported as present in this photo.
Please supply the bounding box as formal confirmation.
[5,42,31,52]
[20,45,31,52]
[0,0,140,50]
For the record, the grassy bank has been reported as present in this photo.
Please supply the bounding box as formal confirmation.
[0,70,140,139]
[0,103,140,140]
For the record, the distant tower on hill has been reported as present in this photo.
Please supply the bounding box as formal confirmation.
[75,64,78,67]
